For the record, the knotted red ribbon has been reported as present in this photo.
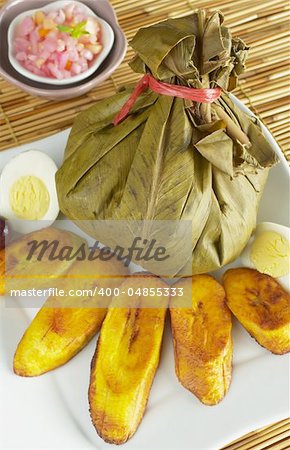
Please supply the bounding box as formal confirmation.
[113,74,221,126]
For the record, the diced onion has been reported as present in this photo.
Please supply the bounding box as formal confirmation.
[13,3,103,80]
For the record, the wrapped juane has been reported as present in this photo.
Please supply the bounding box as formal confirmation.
[56,10,278,275]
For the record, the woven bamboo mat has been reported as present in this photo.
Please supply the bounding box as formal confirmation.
[0,1,289,449]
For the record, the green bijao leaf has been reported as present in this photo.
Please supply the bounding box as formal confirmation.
[129,15,198,80]
[64,87,158,159]
[219,94,279,168]
[194,129,234,177]
[56,10,279,276]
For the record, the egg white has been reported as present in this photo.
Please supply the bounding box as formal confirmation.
[240,222,290,292]
[0,150,60,234]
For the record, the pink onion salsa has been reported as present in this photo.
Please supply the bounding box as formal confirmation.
[13,3,103,80]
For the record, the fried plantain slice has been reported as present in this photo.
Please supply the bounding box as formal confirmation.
[170,275,232,406]
[89,275,167,445]
[14,255,128,377]
[4,227,86,294]
[223,268,290,354]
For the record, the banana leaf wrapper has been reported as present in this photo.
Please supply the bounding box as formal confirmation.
[56,11,279,275]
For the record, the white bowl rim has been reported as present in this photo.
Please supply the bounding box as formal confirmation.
[7,0,115,86]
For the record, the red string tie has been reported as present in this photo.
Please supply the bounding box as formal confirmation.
[113,74,221,126]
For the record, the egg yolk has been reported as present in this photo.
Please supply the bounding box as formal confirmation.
[10,176,50,220]
[250,230,290,278]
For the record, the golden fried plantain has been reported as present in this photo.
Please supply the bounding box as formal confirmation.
[14,255,128,377]
[170,275,232,406]
[223,268,290,354]
[3,227,86,295]
[89,275,167,445]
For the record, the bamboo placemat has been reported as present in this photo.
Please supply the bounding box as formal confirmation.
[223,418,290,450]
[0,1,289,449]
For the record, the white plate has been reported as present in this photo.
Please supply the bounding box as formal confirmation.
[0,96,289,450]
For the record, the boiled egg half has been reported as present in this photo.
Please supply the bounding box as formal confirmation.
[0,150,59,233]
[240,222,290,292]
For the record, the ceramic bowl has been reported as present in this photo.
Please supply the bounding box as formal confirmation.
[7,1,115,86]
[0,0,127,99]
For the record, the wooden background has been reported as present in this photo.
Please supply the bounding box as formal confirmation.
[0,0,289,448]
